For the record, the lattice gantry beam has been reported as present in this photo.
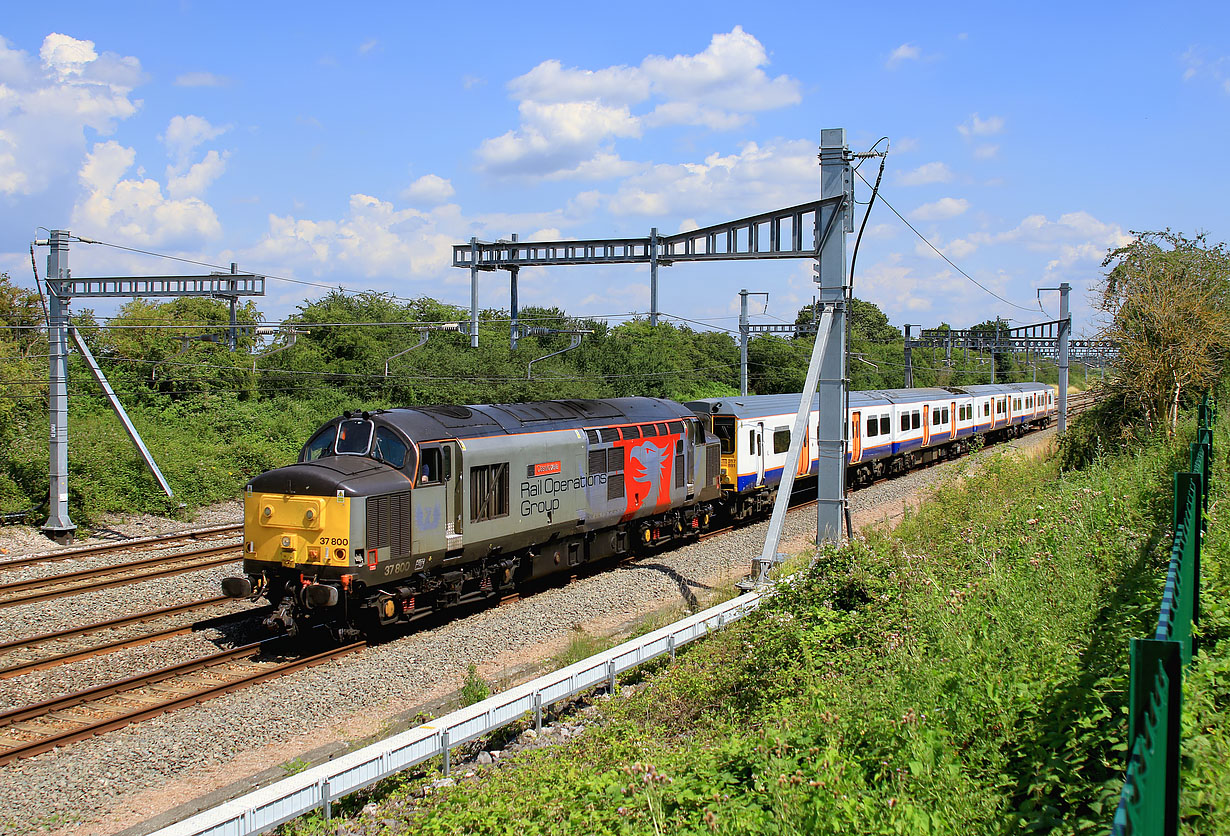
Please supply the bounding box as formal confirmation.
[451,198,839,270]
[51,274,265,298]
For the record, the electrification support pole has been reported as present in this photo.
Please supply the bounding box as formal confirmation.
[43,229,75,543]
[816,128,852,546]
[649,227,659,326]
[227,262,239,351]
[469,237,479,349]
[1058,281,1070,434]
[509,233,519,350]
[903,324,913,388]
[739,289,749,396]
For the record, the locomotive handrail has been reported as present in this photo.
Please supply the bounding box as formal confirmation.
[147,588,767,836]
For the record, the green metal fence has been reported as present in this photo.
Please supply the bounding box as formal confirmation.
[1111,394,1215,835]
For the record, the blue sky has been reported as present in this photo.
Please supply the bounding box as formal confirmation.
[1,1,1227,339]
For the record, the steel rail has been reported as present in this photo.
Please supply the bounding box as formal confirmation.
[0,544,240,594]
[0,597,263,680]
[0,552,241,610]
[0,639,362,766]
[0,523,242,571]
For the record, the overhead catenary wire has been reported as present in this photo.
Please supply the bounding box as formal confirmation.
[852,168,1045,317]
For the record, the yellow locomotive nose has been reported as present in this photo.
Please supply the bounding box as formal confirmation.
[244,492,351,568]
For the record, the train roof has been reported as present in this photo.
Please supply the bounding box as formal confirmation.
[365,396,695,442]
[686,383,1056,419]
[953,382,1051,395]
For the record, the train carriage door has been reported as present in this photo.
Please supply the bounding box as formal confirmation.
[755,422,765,486]
[851,412,862,463]
[950,401,957,439]
[443,442,463,552]
[797,422,810,476]
[922,405,930,446]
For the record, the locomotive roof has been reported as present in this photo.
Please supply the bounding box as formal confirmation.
[365,396,695,442]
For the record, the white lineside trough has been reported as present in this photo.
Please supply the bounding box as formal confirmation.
[151,588,767,836]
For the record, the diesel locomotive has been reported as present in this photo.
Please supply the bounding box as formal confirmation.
[223,383,1056,638]
[221,398,723,639]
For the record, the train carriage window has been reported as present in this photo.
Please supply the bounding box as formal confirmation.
[984,402,990,417]
[373,427,408,469]
[912,411,921,429]
[942,407,949,423]
[867,419,878,438]
[336,419,373,455]
[773,428,790,454]
[900,413,910,432]
[879,415,890,435]
[303,426,335,461]
[621,425,641,440]
[932,409,942,426]
[712,417,735,453]
[470,463,509,522]
[419,448,442,484]
[749,430,756,455]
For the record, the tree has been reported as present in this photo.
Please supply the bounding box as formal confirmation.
[1097,231,1230,433]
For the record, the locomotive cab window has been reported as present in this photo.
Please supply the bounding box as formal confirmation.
[302,426,335,461]
[373,427,408,469]
[419,448,443,485]
[336,419,373,455]
[712,417,735,454]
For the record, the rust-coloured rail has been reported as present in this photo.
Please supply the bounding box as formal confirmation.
[0,549,241,610]
[0,638,363,765]
[0,522,242,571]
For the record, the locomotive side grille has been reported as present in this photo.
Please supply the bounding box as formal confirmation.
[588,448,607,475]
[674,455,685,488]
[367,492,411,559]
[607,472,625,500]
[607,447,623,472]
[706,444,720,483]
[599,428,620,443]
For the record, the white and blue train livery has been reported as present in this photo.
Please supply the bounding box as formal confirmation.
[687,382,1056,517]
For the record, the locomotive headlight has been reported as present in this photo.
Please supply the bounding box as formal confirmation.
[263,506,273,519]
[305,509,315,522]
[281,536,292,548]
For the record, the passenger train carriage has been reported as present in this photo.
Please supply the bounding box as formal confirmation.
[224,384,1054,637]
[687,382,1055,517]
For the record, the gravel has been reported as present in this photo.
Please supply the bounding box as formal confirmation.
[0,428,1056,836]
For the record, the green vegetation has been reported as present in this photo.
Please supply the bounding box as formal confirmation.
[0,268,1086,522]
[276,403,1223,835]
[460,663,492,708]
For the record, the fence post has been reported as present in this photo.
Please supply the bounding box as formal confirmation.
[1127,638,1182,836]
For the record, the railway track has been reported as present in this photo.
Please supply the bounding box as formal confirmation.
[0,544,242,610]
[0,596,263,679]
[0,522,242,572]
[0,636,363,766]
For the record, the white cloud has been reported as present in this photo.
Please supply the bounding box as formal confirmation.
[402,173,455,206]
[606,139,817,218]
[480,27,800,179]
[958,113,1005,137]
[358,39,379,55]
[886,43,921,68]
[167,149,228,199]
[72,140,222,245]
[910,197,969,220]
[898,161,953,186]
[973,144,999,159]
[892,137,920,153]
[0,34,143,196]
[162,114,229,165]
[1181,46,1230,93]
[174,71,231,87]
